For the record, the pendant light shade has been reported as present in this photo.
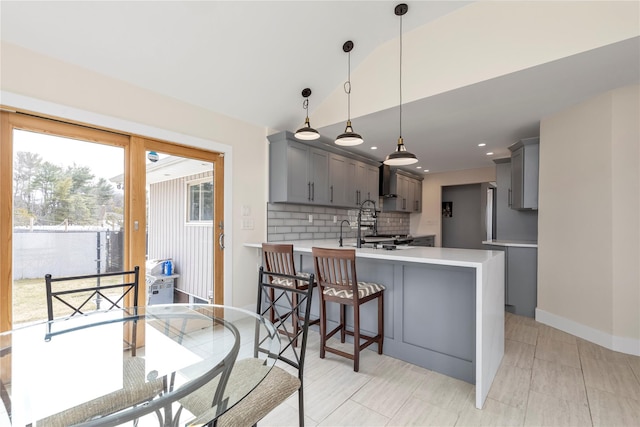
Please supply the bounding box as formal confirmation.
[336,41,363,146]
[384,3,418,166]
[294,88,320,140]
[385,137,417,166]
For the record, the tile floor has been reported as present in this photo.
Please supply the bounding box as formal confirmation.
[259,312,640,426]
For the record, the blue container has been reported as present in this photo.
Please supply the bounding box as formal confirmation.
[164,260,172,276]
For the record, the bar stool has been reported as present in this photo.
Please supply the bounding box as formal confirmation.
[262,243,318,346]
[312,247,385,372]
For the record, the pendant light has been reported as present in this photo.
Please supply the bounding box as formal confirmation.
[294,88,320,140]
[384,3,418,166]
[335,40,363,146]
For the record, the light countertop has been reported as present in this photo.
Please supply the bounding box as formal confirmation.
[246,239,503,269]
[482,239,538,248]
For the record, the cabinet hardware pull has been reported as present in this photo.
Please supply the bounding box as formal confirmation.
[508,188,512,206]
[308,182,311,201]
[311,182,315,201]
[330,186,333,203]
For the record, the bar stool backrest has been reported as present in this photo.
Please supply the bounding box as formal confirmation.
[262,243,297,276]
[312,247,359,300]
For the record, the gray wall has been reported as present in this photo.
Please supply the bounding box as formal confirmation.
[267,203,410,242]
[494,159,538,241]
[441,184,484,249]
[148,171,214,300]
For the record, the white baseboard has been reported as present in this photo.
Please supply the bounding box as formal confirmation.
[535,308,640,356]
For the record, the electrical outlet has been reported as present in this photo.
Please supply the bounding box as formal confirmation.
[308,214,313,223]
[333,215,337,223]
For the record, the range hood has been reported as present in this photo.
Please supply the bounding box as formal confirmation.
[379,165,398,198]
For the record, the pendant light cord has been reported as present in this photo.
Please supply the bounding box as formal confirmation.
[303,98,309,121]
[344,49,352,121]
[399,11,403,139]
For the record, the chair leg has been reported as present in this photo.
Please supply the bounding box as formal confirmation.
[353,303,360,372]
[298,386,305,427]
[378,294,384,354]
[319,298,327,359]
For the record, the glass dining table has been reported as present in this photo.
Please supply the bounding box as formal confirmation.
[0,304,279,426]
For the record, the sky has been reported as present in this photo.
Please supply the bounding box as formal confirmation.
[13,129,168,183]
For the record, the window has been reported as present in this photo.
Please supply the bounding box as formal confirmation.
[187,178,213,223]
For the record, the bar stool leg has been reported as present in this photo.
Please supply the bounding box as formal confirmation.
[354,303,361,372]
[320,297,327,359]
[378,294,384,354]
[292,292,299,347]
[340,304,346,343]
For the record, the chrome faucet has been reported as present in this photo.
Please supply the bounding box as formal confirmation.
[356,199,377,248]
[339,219,350,247]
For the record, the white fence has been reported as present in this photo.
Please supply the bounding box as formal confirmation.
[13,230,118,279]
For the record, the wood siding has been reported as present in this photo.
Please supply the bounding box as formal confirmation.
[148,171,214,300]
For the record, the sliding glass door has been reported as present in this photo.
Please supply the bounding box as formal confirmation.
[0,112,224,332]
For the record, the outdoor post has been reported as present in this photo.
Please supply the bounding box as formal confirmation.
[96,231,101,309]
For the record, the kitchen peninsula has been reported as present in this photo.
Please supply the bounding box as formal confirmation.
[245,240,505,409]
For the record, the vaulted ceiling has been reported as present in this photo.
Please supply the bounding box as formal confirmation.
[2,1,638,173]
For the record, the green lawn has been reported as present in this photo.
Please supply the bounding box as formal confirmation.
[12,276,127,326]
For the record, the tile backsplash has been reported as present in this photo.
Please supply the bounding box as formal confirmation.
[267,203,410,242]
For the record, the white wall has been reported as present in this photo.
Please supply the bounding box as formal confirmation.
[1,42,268,309]
[538,84,640,354]
[313,1,640,127]
[412,167,496,246]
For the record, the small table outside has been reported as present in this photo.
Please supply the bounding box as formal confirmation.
[0,304,279,426]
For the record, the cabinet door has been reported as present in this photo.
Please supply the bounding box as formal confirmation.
[344,158,359,206]
[355,161,367,205]
[309,148,329,204]
[364,164,379,202]
[329,154,347,206]
[286,142,311,204]
[411,178,422,212]
[398,174,410,211]
[510,146,524,209]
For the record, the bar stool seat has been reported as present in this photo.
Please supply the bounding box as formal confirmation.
[323,281,385,299]
[312,247,385,372]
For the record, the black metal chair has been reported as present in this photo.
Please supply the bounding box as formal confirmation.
[186,267,315,427]
[0,342,11,423]
[44,266,140,353]
[262,243,319,347]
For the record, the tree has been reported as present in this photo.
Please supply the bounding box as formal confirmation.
[13,151,42,213]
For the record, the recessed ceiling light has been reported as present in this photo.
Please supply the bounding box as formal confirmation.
[370,146,377,150]
[424,169,429,173]
[416,166,422,169]
[478,143,486,147]
[486,152,494,156]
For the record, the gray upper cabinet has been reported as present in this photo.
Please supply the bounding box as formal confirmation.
[269,136,328,205]
[268,131,379,208]
[382,169,422,212]
[508,137,539,210]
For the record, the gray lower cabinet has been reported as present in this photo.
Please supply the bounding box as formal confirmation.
[484,244,537,317]
[410,235,434,246]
